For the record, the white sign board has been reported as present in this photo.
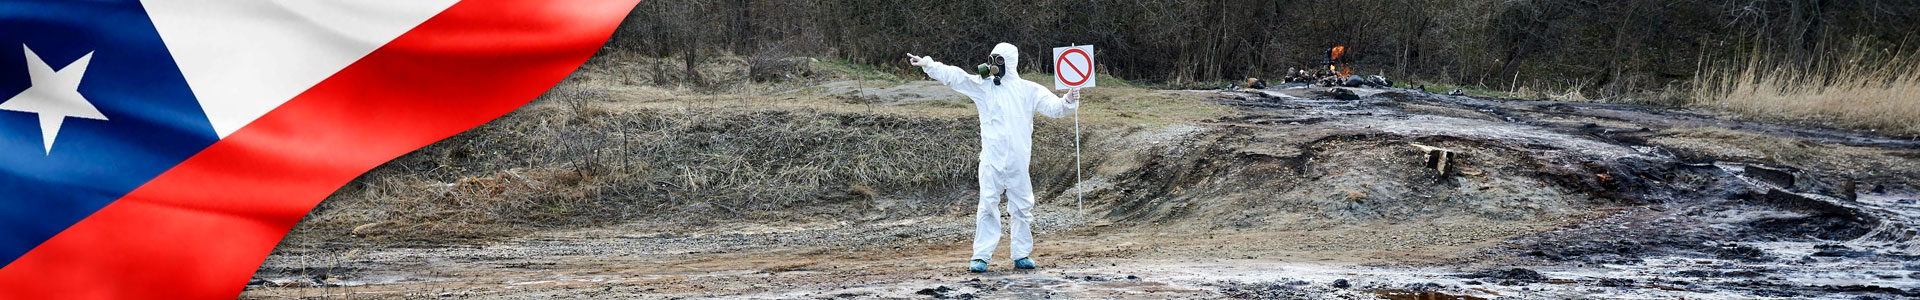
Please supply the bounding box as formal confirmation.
[1053,45,1095,90]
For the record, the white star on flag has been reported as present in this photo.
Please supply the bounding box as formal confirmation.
[0,45,108,155]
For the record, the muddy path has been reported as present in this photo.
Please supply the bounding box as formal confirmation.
[246,211,1563,299]
[246,83,1920,299]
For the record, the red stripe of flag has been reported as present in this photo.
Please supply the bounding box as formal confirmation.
[0,1,641,298]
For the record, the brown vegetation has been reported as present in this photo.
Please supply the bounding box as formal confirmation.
[1691,41,1920,135]
[288,102,987,247]
[604,1,1920,134]
[614,0,1919,101]
[276,60,1230,249]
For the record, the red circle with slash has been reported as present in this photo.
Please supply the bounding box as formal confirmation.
[1056,48,1092,86]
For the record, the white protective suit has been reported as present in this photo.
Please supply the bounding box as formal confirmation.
[911,43,1078,262]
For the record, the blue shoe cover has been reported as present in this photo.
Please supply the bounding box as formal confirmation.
[1013,257,1036,269]
[969,259,988,273]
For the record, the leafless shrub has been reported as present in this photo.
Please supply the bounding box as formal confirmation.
[749,41,815,83]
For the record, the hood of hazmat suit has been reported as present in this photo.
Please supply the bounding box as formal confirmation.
[913,43,1078,262]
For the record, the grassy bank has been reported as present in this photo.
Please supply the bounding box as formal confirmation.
[288,103,1001,248]
[277,59,1230,250]
[1690,45,1920,136]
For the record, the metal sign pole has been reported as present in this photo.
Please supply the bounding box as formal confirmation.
[1072,44,1084,217]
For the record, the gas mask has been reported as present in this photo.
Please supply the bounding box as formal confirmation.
[976,54,1007,85]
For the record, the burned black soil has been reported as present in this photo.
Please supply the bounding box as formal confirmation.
[1088,83,1920,298]
[1217,84,1920,298]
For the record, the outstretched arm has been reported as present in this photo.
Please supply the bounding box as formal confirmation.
[1033,87,1080,118]
[908,53,985,99]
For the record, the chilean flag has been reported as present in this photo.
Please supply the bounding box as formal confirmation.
[0,0,640,298]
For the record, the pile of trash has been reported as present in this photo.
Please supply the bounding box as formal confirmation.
[1255,46,1393,89]
[1289,72,1392,88]
[1234,70,1392,91]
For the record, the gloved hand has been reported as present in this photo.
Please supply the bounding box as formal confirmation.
[907,53,931,67]
[1064,88,1081,104]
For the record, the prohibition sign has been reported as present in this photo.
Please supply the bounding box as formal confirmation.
[1056,48,1092,87]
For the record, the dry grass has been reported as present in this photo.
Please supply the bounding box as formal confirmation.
[1077,87,1234,126]
[285,102,993,248]
[1690,43,1920,135]
[1650,126,1920,188]
[1653,126,1827,164]
[277,56,1227,251]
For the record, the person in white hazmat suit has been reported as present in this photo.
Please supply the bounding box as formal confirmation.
[906,43,1079,272]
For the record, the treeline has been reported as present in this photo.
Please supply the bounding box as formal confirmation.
[613,0,1919,102]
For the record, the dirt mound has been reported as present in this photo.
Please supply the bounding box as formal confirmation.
[1088,131,1598,229]
[287,101,1067,248]
[1071,89,1694,233]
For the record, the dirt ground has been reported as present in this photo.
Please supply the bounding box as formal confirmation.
[245,59,1920,299]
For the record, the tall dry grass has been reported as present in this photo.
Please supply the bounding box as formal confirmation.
[1691,42,1920,135]
[274,55,1215,250]
[277,91,1101,249]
